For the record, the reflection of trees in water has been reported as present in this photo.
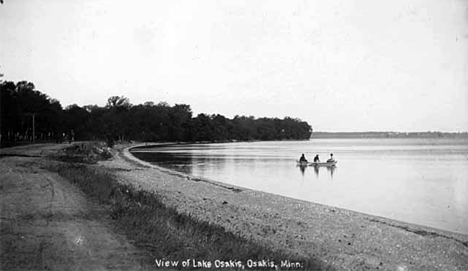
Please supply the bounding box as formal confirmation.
[137,150,339,181]
[132,152,196,175]
[191,155,230,176]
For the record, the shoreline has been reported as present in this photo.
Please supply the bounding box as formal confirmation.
[128,142,467,236]
[100,143,468,270]
[124,144,468,239]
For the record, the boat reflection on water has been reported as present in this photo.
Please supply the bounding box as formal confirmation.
[298,164,307,175]
[327,165,336,178]
[299,164,336,179]
[313,165,319,177]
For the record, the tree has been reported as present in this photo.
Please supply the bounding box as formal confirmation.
[106,95,131,109]
[1,80,314,145]
[0,80,64,144]
[63,104,90,140]
[102,96,131,142]
[168,104,192,141]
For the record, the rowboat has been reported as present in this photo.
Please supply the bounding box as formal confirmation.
[296,160,309,166]
[296,160,338,167]
[309,161,337,167]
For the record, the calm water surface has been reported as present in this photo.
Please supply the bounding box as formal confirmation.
[132,138,468,234]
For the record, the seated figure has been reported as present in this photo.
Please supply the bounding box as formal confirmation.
[299,153,308,163]
[313,155,320,163]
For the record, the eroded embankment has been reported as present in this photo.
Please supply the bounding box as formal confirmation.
[101,144,468,271]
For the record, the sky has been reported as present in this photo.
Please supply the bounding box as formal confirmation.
[0,0,467,132]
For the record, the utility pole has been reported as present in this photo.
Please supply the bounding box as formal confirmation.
[25,113,36,142]
[32,114,35,143]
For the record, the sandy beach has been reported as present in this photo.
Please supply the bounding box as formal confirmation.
[106,144,468,271]
[1,143,467,271]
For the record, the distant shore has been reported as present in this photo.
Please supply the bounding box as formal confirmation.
[312,131,468,139]
[116,143,468,271]
[3,131,466,149]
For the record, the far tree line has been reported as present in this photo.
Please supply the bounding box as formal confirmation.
[0,80,313,147]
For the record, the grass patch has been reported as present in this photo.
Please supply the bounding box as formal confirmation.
[53,155,332,270]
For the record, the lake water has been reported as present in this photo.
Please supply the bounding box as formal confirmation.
[131,138,468,235]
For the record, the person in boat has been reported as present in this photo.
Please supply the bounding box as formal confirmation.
[313,154,320,163]
[327,153,335,163]
[299,153,308,163]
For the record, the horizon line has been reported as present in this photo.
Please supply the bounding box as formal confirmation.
[313,131,468,134]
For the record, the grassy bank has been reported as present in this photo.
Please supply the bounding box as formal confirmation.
[51,144,332,270]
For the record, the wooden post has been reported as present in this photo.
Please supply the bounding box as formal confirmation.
[32,114,35,142]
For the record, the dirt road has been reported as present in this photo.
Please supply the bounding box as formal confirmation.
[0,144,151,271]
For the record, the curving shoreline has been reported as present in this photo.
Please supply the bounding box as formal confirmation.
[101,143,468,271]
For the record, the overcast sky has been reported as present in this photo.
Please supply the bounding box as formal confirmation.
[1,0,467,132]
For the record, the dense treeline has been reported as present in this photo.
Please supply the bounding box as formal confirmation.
[0,81,312,146]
